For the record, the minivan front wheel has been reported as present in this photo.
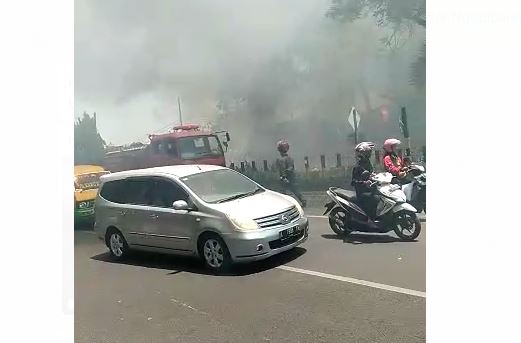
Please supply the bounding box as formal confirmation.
[198,233,231,273]
[106,229,129,260]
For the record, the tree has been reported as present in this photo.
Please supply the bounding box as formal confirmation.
[327,0,425,33]
[74,112,106,165]
[326,0,425,88]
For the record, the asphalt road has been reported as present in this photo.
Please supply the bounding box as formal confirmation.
[75,210,426,343]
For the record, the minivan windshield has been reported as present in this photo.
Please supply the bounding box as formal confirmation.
[180,169,264,203]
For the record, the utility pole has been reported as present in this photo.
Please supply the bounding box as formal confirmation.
[400,106,411,156]
[177,96,183,125]
[353,108,359,145]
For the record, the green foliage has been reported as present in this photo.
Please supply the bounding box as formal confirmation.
[327,0,426,88]
[409,41,425,89]
[327,0,426,28]
[74,112,106,165]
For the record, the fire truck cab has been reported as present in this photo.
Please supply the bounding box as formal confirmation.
[104,125,230,172]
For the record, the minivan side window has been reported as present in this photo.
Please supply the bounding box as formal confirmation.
[124,179,153,205]
[99,178,153,205]
[99,180,127,204]
[149,178,189,208]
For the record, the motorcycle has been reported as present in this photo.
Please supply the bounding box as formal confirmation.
[323,172,421,241]
[401,164,426,213]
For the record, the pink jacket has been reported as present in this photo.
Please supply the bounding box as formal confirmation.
[383,154,403,176]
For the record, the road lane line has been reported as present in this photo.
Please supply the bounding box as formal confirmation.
[276,265,426,298]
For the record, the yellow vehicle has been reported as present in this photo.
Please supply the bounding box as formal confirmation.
[74,165,109,221]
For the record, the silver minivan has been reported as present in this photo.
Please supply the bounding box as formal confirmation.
[94,165,308,272]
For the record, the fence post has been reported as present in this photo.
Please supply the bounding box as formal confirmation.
[320,155,326,170]
[251,161,256,171]
[230,162,235,170]
[336,153,341,168]
[240,161,245,173]
[304,156,309,175]
[263,160,268,171]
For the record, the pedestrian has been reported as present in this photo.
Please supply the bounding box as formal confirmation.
[275,139,306,207]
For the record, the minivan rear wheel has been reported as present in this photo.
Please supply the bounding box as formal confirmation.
[198,233,231,273]
[106,228,129,260]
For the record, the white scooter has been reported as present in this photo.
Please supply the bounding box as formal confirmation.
[324,172,422,241]
[401,164,426,213]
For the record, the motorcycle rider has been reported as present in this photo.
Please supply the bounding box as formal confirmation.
[351,142,378,218]
[383,138,407,181]
[276,139,306,207]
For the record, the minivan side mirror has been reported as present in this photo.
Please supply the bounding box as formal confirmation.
[172,200,189,211]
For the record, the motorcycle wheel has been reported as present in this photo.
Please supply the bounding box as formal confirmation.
[393,211,421,241]
[328,207,349,236]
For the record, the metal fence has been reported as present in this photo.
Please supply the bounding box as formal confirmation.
[229,148,425,174]
[228,147,426,192]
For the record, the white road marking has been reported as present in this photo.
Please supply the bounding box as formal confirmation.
[276,265,426,298]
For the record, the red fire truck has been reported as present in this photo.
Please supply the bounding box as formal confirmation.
[103,124,230,172]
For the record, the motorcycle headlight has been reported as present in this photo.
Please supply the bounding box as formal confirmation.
[227,213,260,231]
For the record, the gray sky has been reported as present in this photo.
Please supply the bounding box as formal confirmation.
[75,0,425,163]
[75,0,330,145]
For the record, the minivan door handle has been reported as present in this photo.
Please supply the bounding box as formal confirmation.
[149,214,159,220]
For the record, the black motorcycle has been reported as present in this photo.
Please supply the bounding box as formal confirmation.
[323,173,421,241]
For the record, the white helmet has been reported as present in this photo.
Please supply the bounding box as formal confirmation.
[355,142,375,159]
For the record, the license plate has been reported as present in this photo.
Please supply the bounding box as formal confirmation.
[279,225,302,240]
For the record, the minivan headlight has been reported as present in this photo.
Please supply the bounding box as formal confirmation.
[227,213,260,231]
